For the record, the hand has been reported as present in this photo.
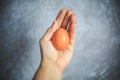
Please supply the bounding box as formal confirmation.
[40,8,76,72]
[33,9,76,80]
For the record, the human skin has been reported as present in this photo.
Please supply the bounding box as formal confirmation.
[33,8,76,80]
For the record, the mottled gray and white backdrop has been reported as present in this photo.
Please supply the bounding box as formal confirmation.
[0,0,120,80]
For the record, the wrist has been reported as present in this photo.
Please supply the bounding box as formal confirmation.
[39,61,62,80]
[40,59,64,73]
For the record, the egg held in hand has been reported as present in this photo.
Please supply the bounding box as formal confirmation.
[51,28,69,50]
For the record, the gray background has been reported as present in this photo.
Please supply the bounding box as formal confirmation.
[0,0,120,80]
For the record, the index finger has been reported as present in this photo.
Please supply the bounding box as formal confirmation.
[56,8,67,27]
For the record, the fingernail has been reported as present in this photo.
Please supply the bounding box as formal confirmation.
[62,8,67,11]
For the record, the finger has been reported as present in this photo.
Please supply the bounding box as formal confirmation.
[61,9,73,29]
[40,20,59,44]
[68,14,76,46]
[56,8,67,27]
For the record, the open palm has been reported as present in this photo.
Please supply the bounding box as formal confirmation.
[39,9,76,72]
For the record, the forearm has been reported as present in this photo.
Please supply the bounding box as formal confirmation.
[33,62,62,80]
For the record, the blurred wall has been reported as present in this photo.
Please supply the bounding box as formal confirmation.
[0,0,120,80]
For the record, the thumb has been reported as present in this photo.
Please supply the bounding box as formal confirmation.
[41,20,59,44]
